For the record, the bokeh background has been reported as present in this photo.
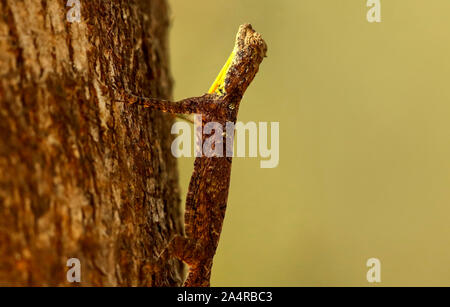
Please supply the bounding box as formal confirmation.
[167,0,450,286]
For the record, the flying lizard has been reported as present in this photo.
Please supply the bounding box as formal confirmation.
[121,24,267,287]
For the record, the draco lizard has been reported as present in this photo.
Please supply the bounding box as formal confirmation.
[121,24,267,287]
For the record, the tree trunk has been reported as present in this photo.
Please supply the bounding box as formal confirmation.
[0,0,184,286]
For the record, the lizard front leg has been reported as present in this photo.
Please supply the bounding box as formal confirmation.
[119,92,211,115]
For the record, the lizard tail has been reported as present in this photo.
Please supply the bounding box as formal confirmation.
[183,260,213,287]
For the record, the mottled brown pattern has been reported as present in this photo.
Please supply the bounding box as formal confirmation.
[123,24,267,286]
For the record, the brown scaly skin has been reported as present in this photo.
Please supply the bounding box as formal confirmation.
[122,24,267,287]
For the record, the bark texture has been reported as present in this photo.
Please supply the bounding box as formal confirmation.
[0,0,183,286]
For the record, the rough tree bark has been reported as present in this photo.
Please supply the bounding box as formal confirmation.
[0,0,184,286]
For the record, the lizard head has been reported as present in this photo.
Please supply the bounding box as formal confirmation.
[208,24,267,99]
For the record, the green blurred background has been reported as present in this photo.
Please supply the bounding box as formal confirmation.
[167,0,450,286]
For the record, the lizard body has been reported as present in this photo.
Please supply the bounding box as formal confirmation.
[122,24,267,286]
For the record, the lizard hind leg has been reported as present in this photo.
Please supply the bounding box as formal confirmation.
[183,259,213,287]
[165,235,213,287]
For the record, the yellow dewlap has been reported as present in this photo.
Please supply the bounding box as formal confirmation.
[208,49,236,95]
